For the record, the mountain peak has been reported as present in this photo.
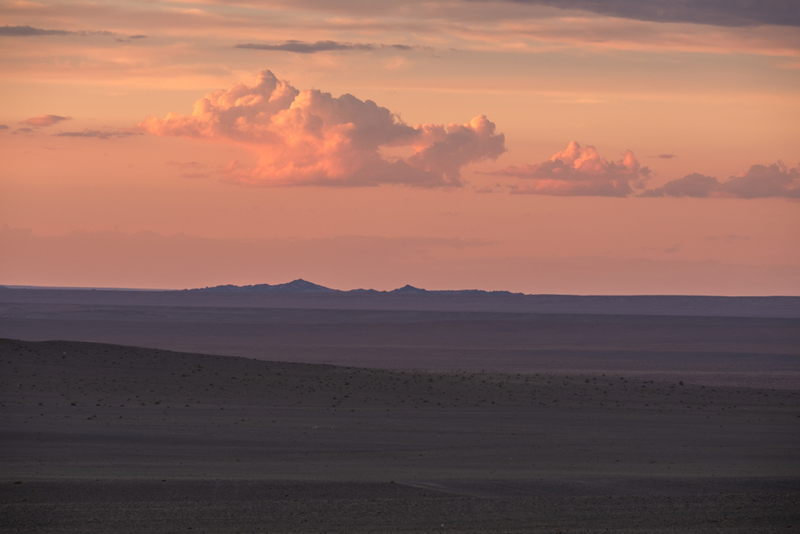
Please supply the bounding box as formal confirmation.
[391,284,427,294]
[276,279,336,293]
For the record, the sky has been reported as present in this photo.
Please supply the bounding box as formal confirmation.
[1,0,799,294]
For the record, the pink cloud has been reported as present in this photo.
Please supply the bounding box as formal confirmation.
[493,141,650,197]
[642,162,800,198]
[20,114,72,127]
[140,71,505,187]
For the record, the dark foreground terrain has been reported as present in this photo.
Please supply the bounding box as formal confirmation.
[2,338,799,533]
[2,288,800,390]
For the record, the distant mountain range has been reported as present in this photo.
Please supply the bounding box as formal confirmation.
[189,279,518,296]
[3,280,799,317]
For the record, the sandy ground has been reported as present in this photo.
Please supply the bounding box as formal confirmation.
[2,298,800,390]
[2,286,799,317]
[2,338,799,533]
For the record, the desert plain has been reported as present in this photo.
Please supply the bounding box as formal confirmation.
[1,287,799,532]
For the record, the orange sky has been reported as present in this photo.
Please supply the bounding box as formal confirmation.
[1,0,799,294]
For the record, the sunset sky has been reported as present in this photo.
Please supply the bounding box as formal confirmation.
[1,0,799,294]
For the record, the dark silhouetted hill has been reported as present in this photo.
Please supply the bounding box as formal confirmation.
[193,279,337,293]
[191,280,518,297]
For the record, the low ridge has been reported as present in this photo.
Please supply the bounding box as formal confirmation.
[193,279,337,293]
[191,279,516,296]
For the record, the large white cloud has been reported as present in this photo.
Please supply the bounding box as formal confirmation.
[492,141,650,197]
[140,71,505,187]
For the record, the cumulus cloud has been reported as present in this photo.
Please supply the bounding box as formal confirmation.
[493,141,650,197]
[21,115,72,127]
[235,41,415,53]
[0,125,8,130]
[509,0,800,27]
[139,70,505,187]
[642,163,800,199]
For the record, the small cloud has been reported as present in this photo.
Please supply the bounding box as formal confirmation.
[509,0,800,28]
[20,114,72,127]
[640,173,717,197]
[116,34,147,43]
[54,130,139,139]
[663,245,680,253]
[236,40,374,53]
[0,25,125,39]
[12,127,35,135]
[492,141,650,197]
[642,162,800,199]
[655,154,676,159]
[0,25,71,37]
[235,40,421,54]
[0,124,8,130]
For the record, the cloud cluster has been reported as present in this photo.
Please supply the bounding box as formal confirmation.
[236,40,414,54]
[140,71,505,187]
[494,144,796,200]
[494,141,650,196]
[20,114,72,127]
[511,0,800,27]
[642,163,800,198]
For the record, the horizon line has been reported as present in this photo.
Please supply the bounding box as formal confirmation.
[2,282,799,299]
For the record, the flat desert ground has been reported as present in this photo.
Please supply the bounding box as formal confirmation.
[1,288,799,532]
